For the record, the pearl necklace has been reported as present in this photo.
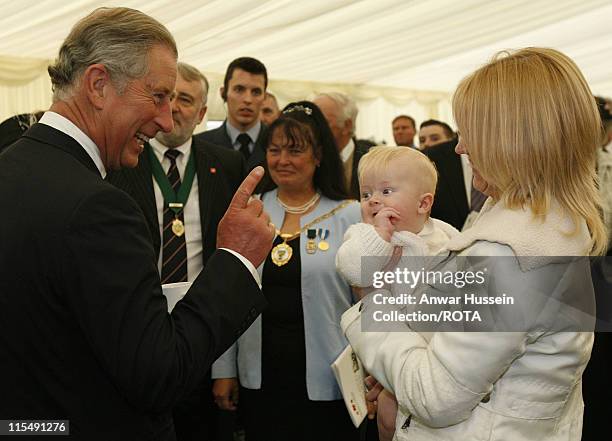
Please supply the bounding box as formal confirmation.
[277,192,321,214]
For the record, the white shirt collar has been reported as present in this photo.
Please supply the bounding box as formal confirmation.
[460,153,473,205]
[340,138,355,163]
[149,137,192,160]
[226,120,261,147]
[39,111,106,178]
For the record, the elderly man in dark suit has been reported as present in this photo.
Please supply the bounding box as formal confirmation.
[107,61,246,441]
[0,7,273,441]
[313,92,374,200]
[195,57,268,170]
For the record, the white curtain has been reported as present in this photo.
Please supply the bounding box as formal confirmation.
[0,57,453,142]
[194,71,453,141]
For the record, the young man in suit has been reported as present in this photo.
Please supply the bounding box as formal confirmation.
[195,57,268,170]
[418,119,455,150]
[421,120,486,230]
[424,138,469,230]
[107,62,246,441]
[0,8,273,440]
[313,92,374,199]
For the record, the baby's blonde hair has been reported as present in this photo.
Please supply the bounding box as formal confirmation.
[358,145,438,195]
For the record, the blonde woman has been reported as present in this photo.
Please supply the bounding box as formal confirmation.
[342,47,607,441]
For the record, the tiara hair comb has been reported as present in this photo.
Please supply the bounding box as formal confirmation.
[283,105,313,115]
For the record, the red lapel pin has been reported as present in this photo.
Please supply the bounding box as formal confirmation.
[210,167,216,174]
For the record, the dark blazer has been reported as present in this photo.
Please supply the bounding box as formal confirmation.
[350,138,375,200]
[0,124,266,441]
[424,138,469,230]
[194,120,267,170]
[107,138,246,266]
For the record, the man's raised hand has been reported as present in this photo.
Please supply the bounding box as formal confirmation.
[217,166,275,267]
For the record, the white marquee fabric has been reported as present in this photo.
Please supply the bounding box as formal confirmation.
[1,0,611,143]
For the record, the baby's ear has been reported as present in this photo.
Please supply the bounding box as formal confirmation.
[417,193,434,214]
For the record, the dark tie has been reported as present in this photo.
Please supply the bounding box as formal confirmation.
[237,133,251,160]
[161,149,188,284]
[470,183,487,212]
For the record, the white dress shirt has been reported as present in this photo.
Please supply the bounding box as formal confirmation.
[149,138,203,283]
[460,153,473,206]
[226,120,262,155]
[149,138,260,286]
[340,138,355,163]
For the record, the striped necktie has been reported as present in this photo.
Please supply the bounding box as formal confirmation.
[160,149,188,284]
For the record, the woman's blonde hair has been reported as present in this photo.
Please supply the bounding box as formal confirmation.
[453,47,607,255]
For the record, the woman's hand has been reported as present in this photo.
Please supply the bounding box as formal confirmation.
[212,378,239,410]
[365,376,398,441]
[377,389,399,441]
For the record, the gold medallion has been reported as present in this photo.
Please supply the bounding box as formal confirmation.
[318,240,330,251]
[171,218,185,237]
[271,242,293,266]
[306,239,317,254]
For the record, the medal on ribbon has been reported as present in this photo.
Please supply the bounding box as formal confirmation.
[306,229,317,254]
[317,228,330,251]
[147,146,196,237]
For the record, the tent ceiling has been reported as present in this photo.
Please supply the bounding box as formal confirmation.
[0,0,611,95]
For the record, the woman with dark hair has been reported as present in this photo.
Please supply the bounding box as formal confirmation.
[212,101,361,440]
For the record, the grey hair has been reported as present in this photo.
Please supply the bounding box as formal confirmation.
[314,91,358,136]
[48,7,177,101]
[177,62,209,106]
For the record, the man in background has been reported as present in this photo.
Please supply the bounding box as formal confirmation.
[196,57,268,170]
[392,114,416,148]
[260,91,280,126]
[0,7,273,440]
[313,91,374,199]
[418,119,455,149]
[107,61,247,440]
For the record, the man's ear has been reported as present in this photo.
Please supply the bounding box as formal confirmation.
[220,87,226,102]
[197,105,207,124]
[418,193,434,214]
[82,64,110,110]
[344,118,354,137]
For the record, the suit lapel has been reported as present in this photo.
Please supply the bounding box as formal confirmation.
[246,124,267,169]
[442,145,469,213]
[24,123,101,177]
[193,140,218,264]
[130,145,160,256]
[214,122,233,149]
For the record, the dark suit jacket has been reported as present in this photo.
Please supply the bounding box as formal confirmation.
[350,138,375,200]
[424,139,469,230]
[106,138,246,266]
[0,124,265,441]
[194,120,267,170]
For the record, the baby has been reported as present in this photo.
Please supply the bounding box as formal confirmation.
[336,145,458,290]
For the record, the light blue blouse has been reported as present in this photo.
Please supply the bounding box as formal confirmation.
[212,189,361,400]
